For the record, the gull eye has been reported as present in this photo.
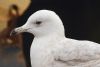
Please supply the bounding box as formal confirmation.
[35,21,42,25]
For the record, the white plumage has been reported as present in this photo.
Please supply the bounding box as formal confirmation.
[14,10,100,67]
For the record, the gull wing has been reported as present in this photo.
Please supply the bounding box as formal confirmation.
[54,38,100,66]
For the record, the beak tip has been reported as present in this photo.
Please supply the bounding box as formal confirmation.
[10,29,17,36]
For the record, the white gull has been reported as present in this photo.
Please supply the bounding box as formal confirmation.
[11,10,100,67]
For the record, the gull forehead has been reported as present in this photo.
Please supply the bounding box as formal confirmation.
[27,10,59,21]
[33,10,56,16]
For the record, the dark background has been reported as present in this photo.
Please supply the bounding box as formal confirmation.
[17,0,100,67]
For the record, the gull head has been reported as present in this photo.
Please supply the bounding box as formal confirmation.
[10,10,65,37]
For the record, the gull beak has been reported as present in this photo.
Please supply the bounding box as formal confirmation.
[10,23,32,36]
[10,27,27,36]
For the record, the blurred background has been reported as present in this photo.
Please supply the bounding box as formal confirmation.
[0,0,30,67]
[0,0,100,67]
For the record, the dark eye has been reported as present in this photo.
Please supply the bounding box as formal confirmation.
[35,21,42,25]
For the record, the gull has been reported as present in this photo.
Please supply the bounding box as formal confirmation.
[11,10,100,67]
